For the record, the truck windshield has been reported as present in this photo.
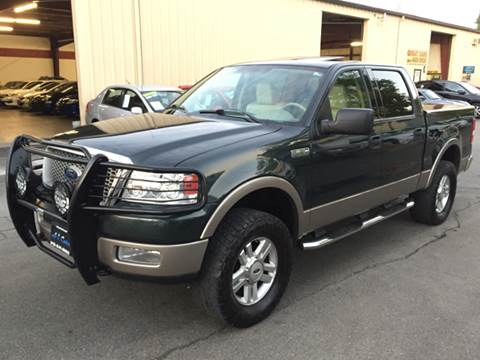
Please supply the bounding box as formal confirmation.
[177,65,325,124]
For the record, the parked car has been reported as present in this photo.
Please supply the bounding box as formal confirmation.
[0,81,26,91]
[29,81,77,114]
[85,84,182,123]
[18,81,65,109]
[416,80,480,118]
[417,88,470,106]
[56,93,79,118]
[7,59,475,328]
[2,80,56,107]
[0,80,43,105]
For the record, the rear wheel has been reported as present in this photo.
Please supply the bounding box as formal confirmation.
[410,160,457,225]
[196,208,293,328]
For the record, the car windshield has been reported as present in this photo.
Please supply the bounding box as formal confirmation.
[176,65,326,124]
[420,89,441,100]
[23,81,41,89]
[461,82,480,95]
[141,90,181,112]
[38,82,59,90]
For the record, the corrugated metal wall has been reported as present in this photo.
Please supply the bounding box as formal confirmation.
[72,0,323,121]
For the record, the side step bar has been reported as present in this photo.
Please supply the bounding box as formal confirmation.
[302,200,415,250]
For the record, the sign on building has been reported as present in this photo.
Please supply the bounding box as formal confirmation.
[407,49,428,65]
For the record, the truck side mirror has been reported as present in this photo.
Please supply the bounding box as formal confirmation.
[318,108,374,136]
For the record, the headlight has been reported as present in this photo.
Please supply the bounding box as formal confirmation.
[121,171,200,205]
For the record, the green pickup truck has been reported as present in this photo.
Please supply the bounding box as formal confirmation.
[6,58,475,327]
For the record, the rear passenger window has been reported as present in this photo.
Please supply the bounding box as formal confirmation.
[327,70,370,120]
[102,88,124,108]
[373,70,413,118]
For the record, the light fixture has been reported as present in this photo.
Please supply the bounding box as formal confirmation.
[0,17,40,25]
[15,18,40,25]
[15,167,28,197]
[0,26,13,32]
[14,1,38,13]
[350,41,363,47]
[53,182,71,217]
[117,246,162,266]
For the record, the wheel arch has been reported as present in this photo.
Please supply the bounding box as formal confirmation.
[426,138,461,188]
[200,177,305,240]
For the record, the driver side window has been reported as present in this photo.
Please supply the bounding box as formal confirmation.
[327,70,369,120]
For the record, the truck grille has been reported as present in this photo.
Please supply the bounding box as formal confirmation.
[42,147,87,188]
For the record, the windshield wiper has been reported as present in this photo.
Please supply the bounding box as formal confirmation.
[197,109,260,123]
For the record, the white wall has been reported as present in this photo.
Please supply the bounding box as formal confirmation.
[0,35,53,82]
[59,43,77,80]
[0,35,77,83]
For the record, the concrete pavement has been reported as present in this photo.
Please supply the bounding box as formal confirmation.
[0,141,479,360]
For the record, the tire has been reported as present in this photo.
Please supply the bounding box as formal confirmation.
[196,207,293,328]
[410,160,457,225]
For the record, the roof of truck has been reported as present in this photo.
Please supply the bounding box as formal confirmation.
[235,57,405,70]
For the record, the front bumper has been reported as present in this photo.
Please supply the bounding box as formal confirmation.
[97,237,208,277]
[6,136,209,284]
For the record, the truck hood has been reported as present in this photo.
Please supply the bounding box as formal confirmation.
[51,113,281,167]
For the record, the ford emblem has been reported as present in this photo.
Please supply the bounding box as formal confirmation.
[64,166,82,181]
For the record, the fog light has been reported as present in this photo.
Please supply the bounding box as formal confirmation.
[54,182,71,217]
[117,246,161,266]
[15,167,28,197]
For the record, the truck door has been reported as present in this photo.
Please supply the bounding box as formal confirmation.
[367,68,425,186]
[307,68,382,212]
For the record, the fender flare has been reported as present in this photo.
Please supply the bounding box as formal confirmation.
[425,138,461,188]
[200,176,305,239]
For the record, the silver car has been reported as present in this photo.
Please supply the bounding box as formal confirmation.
[85,84,182,124]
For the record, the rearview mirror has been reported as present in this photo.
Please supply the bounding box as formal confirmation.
[131,106,143,114]
[319,108,374,136]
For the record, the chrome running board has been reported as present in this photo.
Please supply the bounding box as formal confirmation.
[302,200,414,250]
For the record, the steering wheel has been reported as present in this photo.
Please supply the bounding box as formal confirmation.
[281,103,306,118]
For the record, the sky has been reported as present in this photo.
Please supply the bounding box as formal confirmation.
[346,0,480,29]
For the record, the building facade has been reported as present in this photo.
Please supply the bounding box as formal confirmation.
[71,0,480,122]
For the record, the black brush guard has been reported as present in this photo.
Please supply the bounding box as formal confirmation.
[5,135,205,285]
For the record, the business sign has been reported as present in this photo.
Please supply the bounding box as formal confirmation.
[407,49,427,65]
[463,66,475,74]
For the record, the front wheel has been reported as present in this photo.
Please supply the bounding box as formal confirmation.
[410,160,457,225]
[196,208,293,328]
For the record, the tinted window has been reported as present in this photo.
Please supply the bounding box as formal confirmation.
[123,90,147,112]
[373,70,413,118]
[327,70,370,120]
[102,88,124,108]
[443,82,465,93]
[429,82,444,91]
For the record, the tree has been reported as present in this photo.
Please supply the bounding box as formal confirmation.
[477,12,480,30]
